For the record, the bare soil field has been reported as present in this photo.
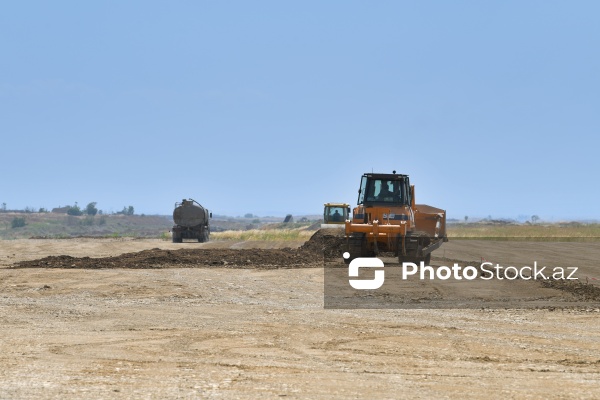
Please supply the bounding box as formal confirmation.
[1,234,600,399]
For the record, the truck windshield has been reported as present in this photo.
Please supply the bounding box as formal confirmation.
[365,179,404,204]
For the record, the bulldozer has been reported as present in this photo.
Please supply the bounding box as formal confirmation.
[344,171,447,264]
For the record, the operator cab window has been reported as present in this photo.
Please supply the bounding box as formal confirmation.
[328,207,345,222]
[357,176,367,205]
[366,179,403,203]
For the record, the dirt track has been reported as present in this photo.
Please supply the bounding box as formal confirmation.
[1,235,600,398]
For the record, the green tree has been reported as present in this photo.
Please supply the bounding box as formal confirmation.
[119,206,135,215]
[86,202,98,216]
[67,202,83,216]
[464,216,468,223]
[531,215,540,224]
[1,202,6,212]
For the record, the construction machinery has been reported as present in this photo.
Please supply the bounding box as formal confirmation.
[344,171,447,264]
[171,199,211,243]
[321,202,350,229]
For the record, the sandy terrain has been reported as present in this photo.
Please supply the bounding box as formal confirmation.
[1,237,599,399]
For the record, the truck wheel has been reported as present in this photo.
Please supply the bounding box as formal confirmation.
[198,230,209,243]
[173,235,182,243]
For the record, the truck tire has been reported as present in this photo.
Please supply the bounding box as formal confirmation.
[198,230,208,243]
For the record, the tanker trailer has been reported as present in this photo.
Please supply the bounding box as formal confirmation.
[171,199,212,243]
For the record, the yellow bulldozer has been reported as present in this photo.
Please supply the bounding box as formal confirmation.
[344,171,447,264]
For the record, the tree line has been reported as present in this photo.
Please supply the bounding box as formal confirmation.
[1,202,135,216]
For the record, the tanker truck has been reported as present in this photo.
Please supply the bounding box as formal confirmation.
[171,199,212,243]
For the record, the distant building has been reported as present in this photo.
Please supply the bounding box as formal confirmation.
[51,206,70,214]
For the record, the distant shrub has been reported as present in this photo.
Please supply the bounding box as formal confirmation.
[86,202,98,216]
[67,204,83,216]
[118,206,135,215]
[159,231,171,241]
[11,217,27,229]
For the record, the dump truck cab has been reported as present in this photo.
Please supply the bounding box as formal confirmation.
[345,172,447,264]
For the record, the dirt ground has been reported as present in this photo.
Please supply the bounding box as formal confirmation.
[1,236,600,399]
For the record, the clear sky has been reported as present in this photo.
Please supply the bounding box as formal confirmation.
[1,1,598,220]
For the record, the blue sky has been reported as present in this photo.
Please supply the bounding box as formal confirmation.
[1,1,598,219]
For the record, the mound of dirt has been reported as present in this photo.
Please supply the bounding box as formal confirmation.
[13,247,325,269]
[11,229,349,269]
[300,229,346,260]
[541,279,600,301]
[13,231,348,269]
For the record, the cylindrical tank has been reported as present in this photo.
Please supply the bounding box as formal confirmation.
[173,199,209,228]
[172,199,211,243]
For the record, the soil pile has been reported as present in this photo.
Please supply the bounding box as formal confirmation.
[13,248,320,269]
[300,229,346,260]
[13,230,344,269]
[541,279,600,301]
